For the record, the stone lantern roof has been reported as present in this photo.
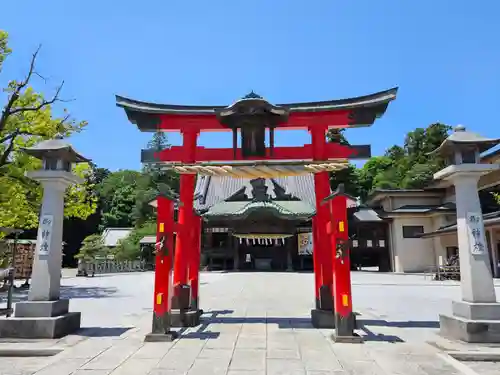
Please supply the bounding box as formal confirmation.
[430,125,500,157]
[21,138,90,163]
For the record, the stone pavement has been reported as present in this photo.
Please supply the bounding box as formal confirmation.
[1,271,500,375]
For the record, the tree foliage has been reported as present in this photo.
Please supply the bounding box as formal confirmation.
[326,128,350,145]
[132,131,179,226]
[95,132,180,231]
[355,123,452,200]
[0,31,96,232]
[75,234,106,261]
[96,170,142,229]
[113,221,156,261]
[0,31,11,72]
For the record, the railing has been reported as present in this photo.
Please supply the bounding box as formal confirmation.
[82,260,146,275]
[423,265,461,281]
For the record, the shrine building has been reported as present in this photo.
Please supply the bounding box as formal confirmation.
[194,175,390,272]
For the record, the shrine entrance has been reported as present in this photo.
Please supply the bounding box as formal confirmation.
[116,88,398,342]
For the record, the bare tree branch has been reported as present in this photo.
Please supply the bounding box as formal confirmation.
[9,80,66,115]
[33,71,47,83]
[0,44,42,132]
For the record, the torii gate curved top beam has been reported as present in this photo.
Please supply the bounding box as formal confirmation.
[116,87,398,132]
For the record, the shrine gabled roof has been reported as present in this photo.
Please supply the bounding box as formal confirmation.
[202,200,315,220]
[115,87,398,116]
[193,175,318,212]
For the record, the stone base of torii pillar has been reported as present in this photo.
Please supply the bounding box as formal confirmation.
[436,164,500,343]
[0,171,81,339]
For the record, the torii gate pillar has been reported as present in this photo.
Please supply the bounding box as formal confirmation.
[145,196,177,342]
[310,125,335,328]
[170,130,203,328]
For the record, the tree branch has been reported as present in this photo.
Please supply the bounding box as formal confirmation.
[0,112,72,169]
[0,132,17,167]
[0,44,41,132]
[0,130,18,144]
[9,80,66,116]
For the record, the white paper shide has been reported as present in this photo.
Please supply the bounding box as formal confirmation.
[37,214,54,256]
[466,212,486,255]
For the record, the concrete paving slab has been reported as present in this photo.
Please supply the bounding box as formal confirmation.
[464,362,500,375]
[230,349,266,371]
[3,271,500,374]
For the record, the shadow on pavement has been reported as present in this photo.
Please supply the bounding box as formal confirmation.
[0,285,119,305]
[179,310,316,340]
[177,309,234,340]
[201,314,315,329]
[355,319,440,343]
[77,327,133,337]
[360,319,440,329]
[61,285,119,299]
[359,325,405,343]
[177,310,437,344]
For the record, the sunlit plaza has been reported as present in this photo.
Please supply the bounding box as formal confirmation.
[2,271,500,374]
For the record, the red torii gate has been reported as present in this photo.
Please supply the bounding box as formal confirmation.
[116,88,397,341]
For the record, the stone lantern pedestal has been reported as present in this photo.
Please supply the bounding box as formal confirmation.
[431,126,500,343]
[0,139,87,339]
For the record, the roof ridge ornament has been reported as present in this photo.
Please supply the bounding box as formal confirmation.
[242,91,263,100]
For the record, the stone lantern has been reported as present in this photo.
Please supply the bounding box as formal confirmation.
[430,125,500,343]
[0,138,88,339]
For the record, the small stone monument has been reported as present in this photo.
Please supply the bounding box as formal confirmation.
[431,125,500,343]
[0,138,88,338]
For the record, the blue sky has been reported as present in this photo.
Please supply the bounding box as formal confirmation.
[2,0,499,171]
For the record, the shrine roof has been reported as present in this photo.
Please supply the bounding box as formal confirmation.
[22,138,90,163]
[101,228,133,247]
[116,87,397,118]
[381,203,456,215]
[430,125,500,156]
[352,208,383,222]
[420,210,500,238]
[194,175,319,211]
[202,200,315,220]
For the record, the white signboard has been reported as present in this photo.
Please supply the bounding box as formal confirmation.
[467,212,487,255]
[298,232,313,255]
[36,214,54,256]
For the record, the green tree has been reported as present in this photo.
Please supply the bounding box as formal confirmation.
[326,128,350,145]
[113,221,156,260]
[356,123,452,199]
[75,234,106,261]
[132,131,179,226]
[384,145,405,161]
[0,31,11,72]
[87,162,111,188]
[96,170,142,229]
[404,123,451,163]
[330,164,362,198]
[0,31,96,233]
[326,128,362,197]
[357,156,394,199]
